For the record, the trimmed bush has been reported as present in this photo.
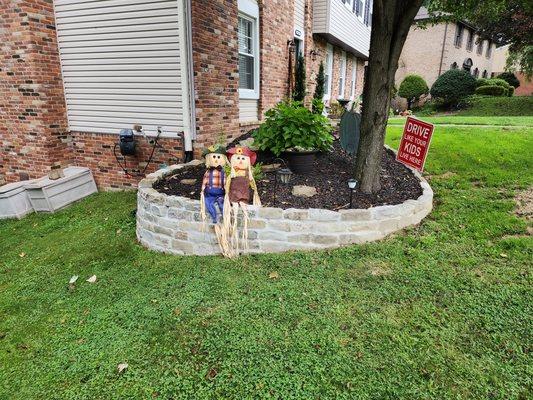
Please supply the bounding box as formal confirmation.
[476,78,489,88]
[497,72,520,88]
[508,86,515,97]
[398,74,428,109]
[253,101,333,156]
[475,85,506,96]
[430,69,477,107]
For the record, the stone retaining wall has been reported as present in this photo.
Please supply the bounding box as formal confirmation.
[136,159,433,256]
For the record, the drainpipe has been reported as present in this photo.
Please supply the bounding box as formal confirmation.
[438,22,449,76]
[183,0,195,162]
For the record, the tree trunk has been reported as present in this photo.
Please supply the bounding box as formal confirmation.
[355,0,424,194]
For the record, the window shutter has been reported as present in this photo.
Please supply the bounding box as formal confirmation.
[53,0,191,136]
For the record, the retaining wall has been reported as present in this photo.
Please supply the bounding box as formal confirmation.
[136,160,433,256]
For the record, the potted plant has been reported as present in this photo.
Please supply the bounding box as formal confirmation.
[253,101,333,174]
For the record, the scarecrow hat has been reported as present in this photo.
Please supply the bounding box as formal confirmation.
[202,144,226,157]
[226,146,257,165]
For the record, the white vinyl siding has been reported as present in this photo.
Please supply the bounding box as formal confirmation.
[313,0,370,58]
[239,99,259,122]
[294,0,305,32]
[53,0,191,137]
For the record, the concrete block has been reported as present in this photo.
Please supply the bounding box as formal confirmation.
[308,208,341,221]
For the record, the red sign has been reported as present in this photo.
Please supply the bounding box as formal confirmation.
[396,116,434,172]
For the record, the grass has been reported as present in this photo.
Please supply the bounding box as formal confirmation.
[455,96,533,117]
[388,116,533,127]
[1,123,532,399]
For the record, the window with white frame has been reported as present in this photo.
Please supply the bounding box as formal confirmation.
[324,44,333,100]
[237,0,259,99]
[350,57,357,99]
[338,51,347,99]
[342,0,353,11]
[364,0,372,26]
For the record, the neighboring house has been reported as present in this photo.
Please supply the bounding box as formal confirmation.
[0,0,371,189]
[492,45,533,96]
[396,7,496,89]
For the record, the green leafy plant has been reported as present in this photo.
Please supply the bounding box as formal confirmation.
[476,78,489,88]
[497,72,520,88]
[252,101,333,156]
[475,85,506,96]
[293,54,306,102]
[398,74,429,109]
[430,69,477,107]
[508,86,515,97]
[312,98,325,115]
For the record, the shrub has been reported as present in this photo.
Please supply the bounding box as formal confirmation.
[253,101,333,156]
[508,86,515,97]
[486,78,511,95]
[430,69,477,107]
[313,62,325,101]
[293,54,306,102]
[475,85,506,96]
[497,72,520,88]
[476,78,489,88]
[398,74,429,109]
[312,98,325,115]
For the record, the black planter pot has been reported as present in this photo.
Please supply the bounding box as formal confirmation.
[282,150,318,174]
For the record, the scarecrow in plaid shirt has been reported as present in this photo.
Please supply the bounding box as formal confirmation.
[200,144,228,224]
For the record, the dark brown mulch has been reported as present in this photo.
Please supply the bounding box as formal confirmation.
[153,140,422,210]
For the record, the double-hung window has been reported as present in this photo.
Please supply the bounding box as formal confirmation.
[454,24,464,47]
[350,57,357,100]
[363,0,372,26]
[466,29,473,51]
[338,51,347,99]
[324,43,333,100]
[354,0,364,19]
[238,0,259,99]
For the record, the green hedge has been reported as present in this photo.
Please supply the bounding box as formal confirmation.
[476,78,489,88]
[497,72,520,88]
[398,74,429,107]
[475,85,506,96]
[430,69,477,106]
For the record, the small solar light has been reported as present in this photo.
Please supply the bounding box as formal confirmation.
[277,168,292,184]
[348,179,358,208]
[272,159,293,206]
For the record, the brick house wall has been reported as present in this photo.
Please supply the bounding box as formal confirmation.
[0,0,70,183]
[0,0,369,189]
[396,21,496,89]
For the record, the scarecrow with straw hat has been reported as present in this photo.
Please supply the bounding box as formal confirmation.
[219,146,261,257]
[200,144,228,224]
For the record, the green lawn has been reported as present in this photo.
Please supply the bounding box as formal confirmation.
[1,124,532,399]
[388,116,533,127]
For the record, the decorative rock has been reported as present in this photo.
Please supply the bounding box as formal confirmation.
[180,178,197,185]
[292,185,317,198]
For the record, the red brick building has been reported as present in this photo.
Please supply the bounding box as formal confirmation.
[1,0,371,189]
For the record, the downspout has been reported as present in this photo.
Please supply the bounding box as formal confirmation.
[438,22,449,76]
[183,0,195,162]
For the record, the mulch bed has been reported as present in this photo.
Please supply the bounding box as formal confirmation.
[154,139,422,210]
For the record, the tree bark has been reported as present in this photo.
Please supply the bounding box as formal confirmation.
[355,0,424,194]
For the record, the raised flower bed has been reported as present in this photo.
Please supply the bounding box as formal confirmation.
[136,155,433,256]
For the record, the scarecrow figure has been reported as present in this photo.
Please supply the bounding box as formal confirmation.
[220,146,261,257]
[200,145,228,224]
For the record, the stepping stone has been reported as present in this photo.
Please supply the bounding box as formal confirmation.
[180,179,197,185]
[292,185,317,198]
